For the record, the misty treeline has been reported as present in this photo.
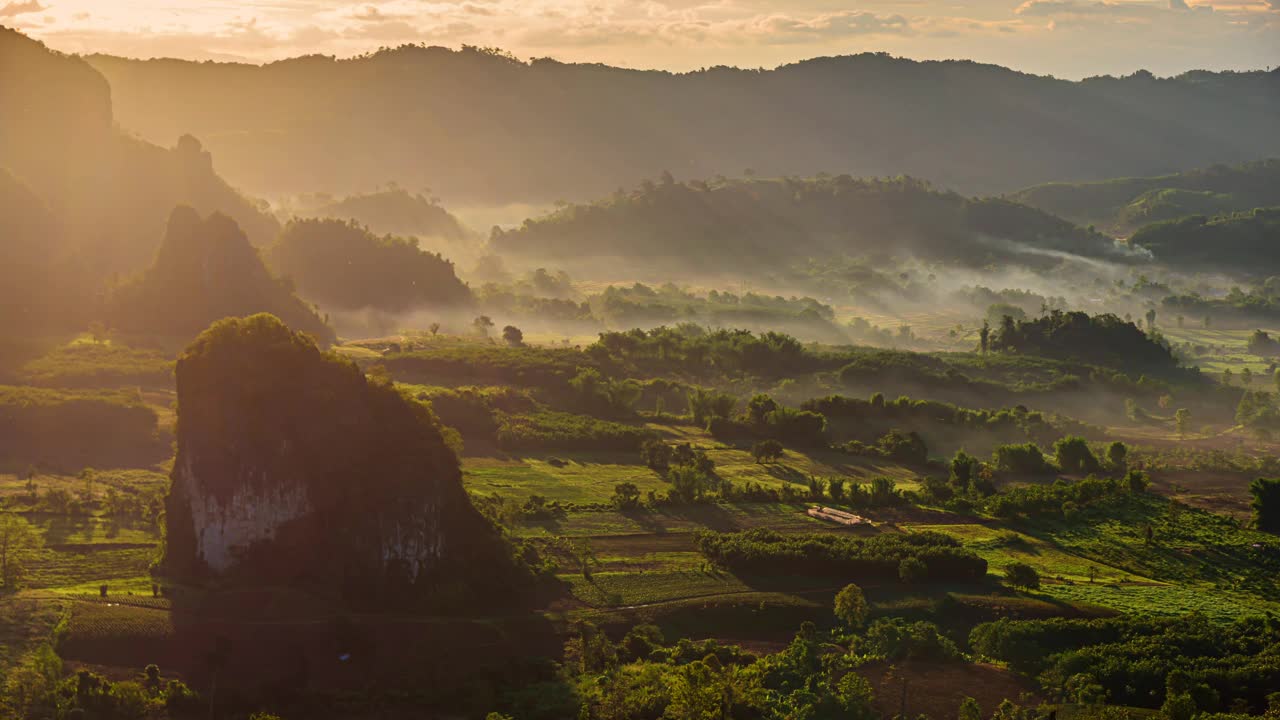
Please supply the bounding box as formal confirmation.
[490,175,1120,269]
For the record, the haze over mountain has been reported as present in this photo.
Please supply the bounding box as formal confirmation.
[0,27,278,282]
[490,174,1126,271]
[87,47,1280,204]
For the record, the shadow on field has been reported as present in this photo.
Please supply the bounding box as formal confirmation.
[766,464,808,484]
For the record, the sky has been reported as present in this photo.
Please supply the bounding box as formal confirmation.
[2,0,1277,78]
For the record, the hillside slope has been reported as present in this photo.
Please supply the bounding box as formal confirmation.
[1010,158,1280,235]
[86,48,1280,203]
[0,28,278,281]
[489,175,1122,270]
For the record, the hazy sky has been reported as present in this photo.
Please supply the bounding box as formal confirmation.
[3,0,1277,78]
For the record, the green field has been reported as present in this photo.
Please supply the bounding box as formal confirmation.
[1163,326,1280,375]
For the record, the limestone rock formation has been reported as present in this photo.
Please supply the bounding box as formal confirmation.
[164,314,506,605]
[109,207,335,344]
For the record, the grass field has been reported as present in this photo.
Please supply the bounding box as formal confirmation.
[462,423,922,506]
[1163,326,1280,375]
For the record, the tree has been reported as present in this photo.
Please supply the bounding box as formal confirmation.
[501,325,524,347]
[751,439,784,464]
[641,440,673,474]
[1174,408,1191,436]
[1243,367,1254,386]
[1145,308,1157,331]
[428,322,441,336]
[835,671,876,720]
[612,482,641,510]
[1004,562,1040,590]
[898,557,928,584]
[1250,477,1280,532]
[959,697,983,720]
[745,394,779,426]
[0,514,41,588]
[834,583,869,629]
[950,450,981,489]
[472,315,494,337]
[1106,441,1128,472]
[979,320,991,355]
[1054,436,1101,475]
[669,465,711,503]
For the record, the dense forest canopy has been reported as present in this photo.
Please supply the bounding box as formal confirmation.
[490,175,1122,271]
[108,207,334,343]
[1130,208,1280,278]
[87,47,1280,203]
[304,188,474,242]
[990,310,1182,377]
[270,218,473,313]
[1011,158,1280,235]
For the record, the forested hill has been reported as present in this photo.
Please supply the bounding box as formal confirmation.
[1010,158,1280,236]
[1130,207,1280,278]
[489,175,1121,269]
[0,28,278,282]
[87,47,1280,203]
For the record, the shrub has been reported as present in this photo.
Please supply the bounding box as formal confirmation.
[993,442,1055,474]
[876,429,928,464]
[1107,441,1128,471]
[898,556,928,584]
[495,410,653,451]
[861,619,959,661]
[641,439,673,473]
[502,325,524,347]
[695,529,987,582]
[1004,562,1040,590]
[1054,436,1102,475]
[752,439,785,464]
[612,482,642,510]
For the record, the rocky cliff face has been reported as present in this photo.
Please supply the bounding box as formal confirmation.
[164,314,502,604]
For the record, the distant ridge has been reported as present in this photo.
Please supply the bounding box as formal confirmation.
[86,46,1280,203]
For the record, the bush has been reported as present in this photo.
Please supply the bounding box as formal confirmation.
[1004,562,1040,590]
[993,442,1055,474]
[641,439,673,473]
[695,528,987,582]
[495,410,654,451]
[1055,436,1102,475]
[612,482,642,510]
[898,556,928,584]
[876,429,929,464]
[752,439,785,464]
[861,619,959,661]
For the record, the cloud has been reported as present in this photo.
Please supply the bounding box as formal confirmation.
[349,5,412,23]
[0,0,45,17]
[13,0,1278,77]
[741,11,913,42]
